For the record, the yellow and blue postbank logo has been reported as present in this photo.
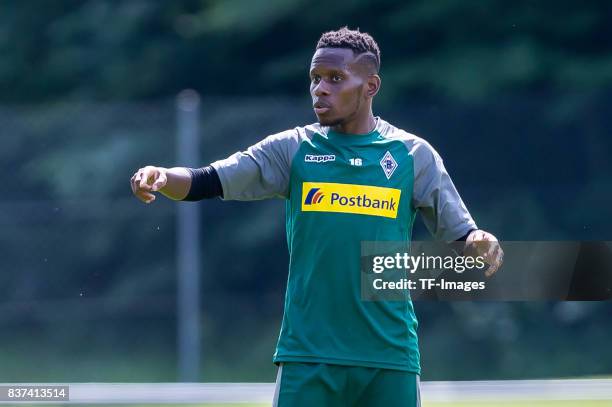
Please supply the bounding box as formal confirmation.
[302,182,401,219]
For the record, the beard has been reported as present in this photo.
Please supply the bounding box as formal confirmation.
[318,116,344,127]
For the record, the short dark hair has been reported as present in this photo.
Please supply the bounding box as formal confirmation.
[316,27,381,72]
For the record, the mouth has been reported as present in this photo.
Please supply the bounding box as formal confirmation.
[313,101,332,115]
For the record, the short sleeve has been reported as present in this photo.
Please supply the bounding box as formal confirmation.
[210,129,299,200]
[411,140,477,241]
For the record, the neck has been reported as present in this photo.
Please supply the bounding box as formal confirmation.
[331,110,376,135]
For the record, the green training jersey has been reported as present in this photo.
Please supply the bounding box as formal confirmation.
[211,118,476,373]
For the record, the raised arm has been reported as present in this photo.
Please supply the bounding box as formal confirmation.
[130,128,301,204]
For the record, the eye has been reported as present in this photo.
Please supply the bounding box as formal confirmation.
[332,74,342,82]
[311,74,321,83]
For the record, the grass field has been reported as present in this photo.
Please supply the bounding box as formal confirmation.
[217,403,605,407]
[172,404,610,407]
[58,402,610,407]
[425,402,612,407]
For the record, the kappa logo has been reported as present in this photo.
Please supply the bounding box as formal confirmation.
[305,154,336,163]
[302,182,401,218]
[380,151,398,179]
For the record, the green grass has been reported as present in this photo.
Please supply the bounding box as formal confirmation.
[193,403,606,407]
[427,403,610,407]
[30,402,607,407]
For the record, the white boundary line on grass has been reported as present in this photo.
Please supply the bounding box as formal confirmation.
[1,379,611,404]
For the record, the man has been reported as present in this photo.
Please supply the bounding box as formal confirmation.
[131,27,503,407]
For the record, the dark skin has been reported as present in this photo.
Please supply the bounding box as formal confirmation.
[310,47,381,135]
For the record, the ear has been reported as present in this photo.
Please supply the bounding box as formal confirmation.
[366,74,381,99]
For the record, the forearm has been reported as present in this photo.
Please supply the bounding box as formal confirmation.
[159,167,192,200]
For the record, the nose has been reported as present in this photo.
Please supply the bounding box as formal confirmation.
[313,80,330,97]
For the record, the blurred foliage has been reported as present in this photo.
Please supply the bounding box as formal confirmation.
[2,96,612,381]
[1,0,612,382]
[1,0,612,103]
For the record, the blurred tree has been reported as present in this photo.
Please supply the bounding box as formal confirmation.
[1,0,611,103]
[2,0,612,382]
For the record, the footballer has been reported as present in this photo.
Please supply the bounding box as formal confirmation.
[130,27,503,407]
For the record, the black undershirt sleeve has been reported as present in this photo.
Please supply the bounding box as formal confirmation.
[182,165,223,201]
[456,229,476,242]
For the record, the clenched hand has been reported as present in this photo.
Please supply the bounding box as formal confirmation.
[130,166,168,204]
[465,229,504,277]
